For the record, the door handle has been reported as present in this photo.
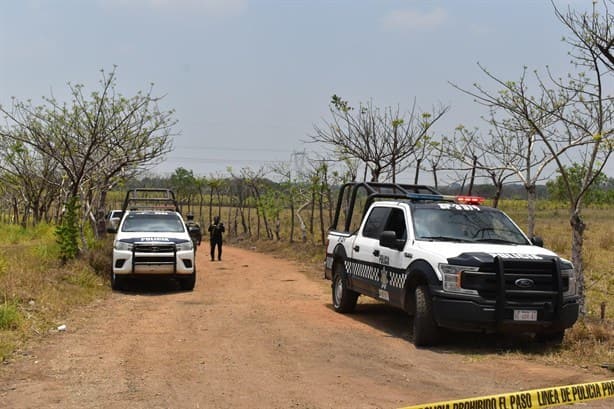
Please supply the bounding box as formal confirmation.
[373,249,380,257]
[353,245,360,252]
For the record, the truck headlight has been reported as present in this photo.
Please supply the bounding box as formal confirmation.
[114,240,133,251]
[176,240,194,252]
[439,263,479,295]
[562,267,577,296]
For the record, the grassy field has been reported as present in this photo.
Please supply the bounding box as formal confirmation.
[500,201,613,321]
[0,201,611,370]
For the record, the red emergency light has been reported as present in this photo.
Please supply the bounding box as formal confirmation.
[455,195,485,205]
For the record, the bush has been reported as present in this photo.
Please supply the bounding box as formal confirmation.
[55,196,80,263]
[0,302,22,330]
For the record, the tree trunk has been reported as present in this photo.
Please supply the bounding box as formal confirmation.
[275,218,280,241]
[570,210,586,315]
[309,188,315,235]
[467,155,477,195]
[432,166,439,190]
[217,191,222,218]
[413,159,422,184]
[492,182,503,208]
[208,188,213,224]
[319,187,325,245]
[226,204,232,237]
[198,191,205,224]
[526,184,536,238]
[12,198,19,225]
[247,206,252,236]
[290,201,295,243]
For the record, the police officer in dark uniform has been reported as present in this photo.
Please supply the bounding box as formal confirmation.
[208,215,225,261]
[185,213,202,246]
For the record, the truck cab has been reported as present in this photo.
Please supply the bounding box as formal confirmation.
[325,182,579,346]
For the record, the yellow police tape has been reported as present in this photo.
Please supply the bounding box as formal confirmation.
[399,379,614,409]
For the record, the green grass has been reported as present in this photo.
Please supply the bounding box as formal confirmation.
[0,302,22,330]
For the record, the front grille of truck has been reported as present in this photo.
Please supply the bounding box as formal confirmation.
[462,258,569,302]
[134,244,175,253]
[132,243,177,272]
[134,256,176,264]
[461,257,567,325]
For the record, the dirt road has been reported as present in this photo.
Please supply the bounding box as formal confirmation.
[0,245,611,408]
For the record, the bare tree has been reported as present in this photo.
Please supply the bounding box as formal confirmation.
[452,2,614,313]
[0,67,175,245]
[554,0,614,72]
[445,126,520,208]
[0,138,62,225]
[451,65,576,236]
[311,95,448,182]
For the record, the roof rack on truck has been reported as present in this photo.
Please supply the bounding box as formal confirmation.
[121,188,180,213]
[332,182,441,233]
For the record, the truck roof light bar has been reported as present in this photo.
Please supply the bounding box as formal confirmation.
[455,195,485,205]
[406,193,451,201]
[405,193,485,205]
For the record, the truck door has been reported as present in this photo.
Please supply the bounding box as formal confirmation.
[348,206,390,298]
[376,207,410,308]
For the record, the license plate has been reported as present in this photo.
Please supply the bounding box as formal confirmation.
[514,310,537,321]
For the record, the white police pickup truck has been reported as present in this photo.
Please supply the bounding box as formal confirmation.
[108,189,196,291]
[324,182,579,346]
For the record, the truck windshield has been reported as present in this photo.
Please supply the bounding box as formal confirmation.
[412,204,529,244]
[121,213,185,233]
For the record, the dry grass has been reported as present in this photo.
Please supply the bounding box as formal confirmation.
[0,224,109,362]
[501,202,614,321]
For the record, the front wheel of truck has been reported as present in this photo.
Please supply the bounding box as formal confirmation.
[413,285,440,347]
[332,271,358,313]
[536,330,565,344]
[179,271,196,291]
[111,272,124,291]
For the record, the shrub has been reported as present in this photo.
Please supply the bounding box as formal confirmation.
[0,302,22,330]
[55,196,81,263]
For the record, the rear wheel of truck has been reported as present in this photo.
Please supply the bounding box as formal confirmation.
[413,285,440,347]
[332,270,358,313]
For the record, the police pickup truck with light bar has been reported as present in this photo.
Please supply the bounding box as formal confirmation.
[107,188,196,291]
[324,182,579,346]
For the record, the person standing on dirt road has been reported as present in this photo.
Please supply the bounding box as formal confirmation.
[208,215,225,261]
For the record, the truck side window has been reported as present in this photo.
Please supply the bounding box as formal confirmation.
[362,207,390,239]
[384,208,407,240]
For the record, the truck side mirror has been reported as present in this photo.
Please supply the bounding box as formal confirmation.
[531,236,544,247]
[107,227,117,234]
[379,230,405,251]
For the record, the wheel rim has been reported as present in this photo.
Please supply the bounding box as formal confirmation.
[334,277,343,307]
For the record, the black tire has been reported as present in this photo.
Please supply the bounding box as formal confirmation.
[179,272,196,291]
[536,330,565,344]
[111,272,124,291]
[413,285,440,347]
[332,272,358,313]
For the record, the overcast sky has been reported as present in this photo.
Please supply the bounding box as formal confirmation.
[1,0,610,182]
